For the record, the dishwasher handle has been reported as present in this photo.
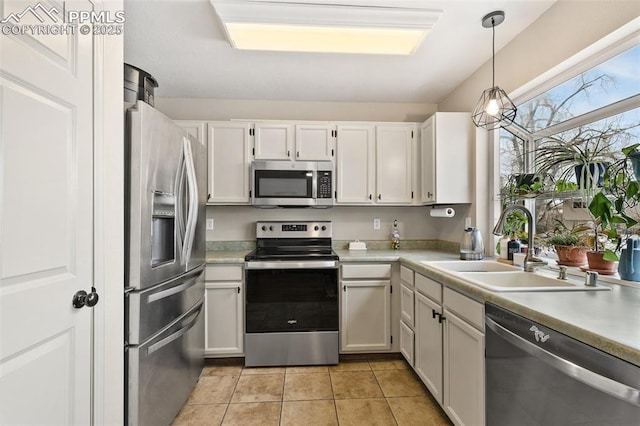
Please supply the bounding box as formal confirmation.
[485,317,640,407]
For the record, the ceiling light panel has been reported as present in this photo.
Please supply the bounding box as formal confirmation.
[211,0,442,55]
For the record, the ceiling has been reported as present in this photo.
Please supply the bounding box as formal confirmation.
[123,0,556,103]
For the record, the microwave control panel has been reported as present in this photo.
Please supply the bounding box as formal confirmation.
[317,171,332,199]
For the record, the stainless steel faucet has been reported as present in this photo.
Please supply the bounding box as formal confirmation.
[493,205,546,272]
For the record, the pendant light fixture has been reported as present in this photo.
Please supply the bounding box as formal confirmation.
[472,11,517,130]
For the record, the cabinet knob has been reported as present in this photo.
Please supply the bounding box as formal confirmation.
[296,151,300,158]
[369,194,372,200]
[378,194,381,200]
[237,286,241,294]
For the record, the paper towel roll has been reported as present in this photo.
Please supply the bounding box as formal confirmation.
[430,207,455,218]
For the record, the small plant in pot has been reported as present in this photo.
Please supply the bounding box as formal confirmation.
[542,221,590,267]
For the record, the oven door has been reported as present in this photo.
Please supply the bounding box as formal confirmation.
[251,162,316,207]
[245,261,339,333]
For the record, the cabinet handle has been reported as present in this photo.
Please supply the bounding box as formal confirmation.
[369,194,372,200]
[287,150,290,157]
[438,314,446,324]
[428,192,433,198]
[343,285,346,292]
[237,286,241,294]
[207,193,211,201]
[432,309,437,319]
[296,151,300,158]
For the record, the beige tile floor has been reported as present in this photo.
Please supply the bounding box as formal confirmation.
[172,356,452,426]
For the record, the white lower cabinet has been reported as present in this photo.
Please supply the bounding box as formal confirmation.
[415,291,443,404]
[204,265,244,356]
[443,288,485,426]
[399,320,415,366]
[340,263,392,352]
[406,267,485,426]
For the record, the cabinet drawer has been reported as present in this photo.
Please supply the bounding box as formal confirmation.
[400,266,414,286]
[205,264,243,281]
[342,263,391,279]
[415,273,442,303]
[443,287,484,331]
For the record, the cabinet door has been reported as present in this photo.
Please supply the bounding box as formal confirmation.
[420,117,435,203]
[205,282,244,356]
[336,125,375,204]
[208,122,251,204]
[341,280,391,351]
[421,113,472,205]
[376,126,413,204]
[443,309,485,426]
[175,120,207,146]
[253,122,293,160]
[415,292,443,405]
[296,124,334,161]
[399,320,415,366]
[400,283,414,327]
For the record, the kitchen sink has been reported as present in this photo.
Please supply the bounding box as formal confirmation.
[458,271,610,292]
[421,260,522,273]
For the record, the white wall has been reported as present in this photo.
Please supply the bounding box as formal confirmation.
[206,205,470,243]
[155,98,436,122]
[439,0,640,112]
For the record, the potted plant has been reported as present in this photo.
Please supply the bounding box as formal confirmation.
[500,174,545,202]
[533,128,617,190]
[625,143,640,180]
[542,221,590,267]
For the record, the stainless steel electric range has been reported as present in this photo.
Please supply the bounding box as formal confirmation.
[244,221,339,367]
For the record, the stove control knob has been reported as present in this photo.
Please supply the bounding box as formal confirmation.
[269,226,274,231]
[321,226,327,231]
[261,225,267,231]
[314,226,319,231]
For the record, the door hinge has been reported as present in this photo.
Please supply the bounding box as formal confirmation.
[334,191,337,199]
[390,285,393,294]
[391,336,393,344]
[252,147,255,156]
[249,128,254,136]
[411,130,414,138]
[411,191,414,199]
[249,190,252,198]
[331,148,334,156]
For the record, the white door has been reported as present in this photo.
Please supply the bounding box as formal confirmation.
[335,125,375,204]
[375,126,413,204]
[208,122,251,204]
[0,1,95,424]
[253,122,293,160]
[341,280,391,351]
[420,117,436,203]
[295,124,334,161]
[415,292,443,405]
[205,283,244,356]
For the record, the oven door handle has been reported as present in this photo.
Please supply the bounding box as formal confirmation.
[245,260,338,269]
[486,317,640,407]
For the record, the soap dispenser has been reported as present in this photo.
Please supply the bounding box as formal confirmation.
[391,220,400,250]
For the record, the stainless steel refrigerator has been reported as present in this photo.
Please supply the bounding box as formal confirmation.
[124,100,207,426]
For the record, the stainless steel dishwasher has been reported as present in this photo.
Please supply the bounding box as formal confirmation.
[485,303,640,425]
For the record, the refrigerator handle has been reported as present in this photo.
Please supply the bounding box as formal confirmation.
[182,137,199,265]
[175,147,187,254]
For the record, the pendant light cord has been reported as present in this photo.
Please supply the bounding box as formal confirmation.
[492,17,496,88]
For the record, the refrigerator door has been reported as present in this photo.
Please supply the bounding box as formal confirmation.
[127,265,205,346]
[127,296,205,426]
[127,101,196,290]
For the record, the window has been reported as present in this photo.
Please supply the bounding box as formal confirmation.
[498,41,640,243]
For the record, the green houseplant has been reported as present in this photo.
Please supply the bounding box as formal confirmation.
[534,128,617,190]
[542,221,590,267]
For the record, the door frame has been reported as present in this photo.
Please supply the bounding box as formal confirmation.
[92,1,124,424]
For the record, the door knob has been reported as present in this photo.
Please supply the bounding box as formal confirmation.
[73,286,99,309]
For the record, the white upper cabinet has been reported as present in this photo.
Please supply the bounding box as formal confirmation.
[420,113,472,204]
[208,122,251,204]
[253,122,294,160]
[376,125,414,204]
[336,125,375,204]
[295,124,335,161]
[175,120,207,146]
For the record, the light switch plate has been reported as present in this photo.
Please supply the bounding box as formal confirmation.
[373,218,380,230]
[206,219,214,230]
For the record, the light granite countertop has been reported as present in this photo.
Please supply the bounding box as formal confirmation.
[208,248,640,366]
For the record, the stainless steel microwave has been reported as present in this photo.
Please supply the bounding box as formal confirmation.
[251,161,334,208]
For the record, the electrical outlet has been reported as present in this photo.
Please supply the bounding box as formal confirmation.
[206,219,214,230]
[373,218,380,230]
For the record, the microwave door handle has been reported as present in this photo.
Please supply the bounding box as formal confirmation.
[312,170,318,199]
[182,137,199,264]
